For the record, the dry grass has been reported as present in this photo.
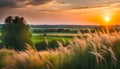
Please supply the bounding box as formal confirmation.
[1,31,120,69]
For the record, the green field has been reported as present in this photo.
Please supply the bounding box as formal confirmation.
[32,36,73,44]
[0,32,76,44]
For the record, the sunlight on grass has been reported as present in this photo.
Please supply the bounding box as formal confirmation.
[0,31,120,69]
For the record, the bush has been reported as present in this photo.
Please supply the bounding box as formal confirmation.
[48,40,59,49]
[35,41,47,51]
[1,16,33,50]
[35,40,70,51]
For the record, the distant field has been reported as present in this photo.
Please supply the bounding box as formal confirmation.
[0,32,76,44]
[0,28,89,44]
[0,26,109,44]
[31,31,85,44]
[32,36,73,44]
[32,33,79,36]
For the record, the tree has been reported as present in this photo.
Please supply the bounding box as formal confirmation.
[1,16,33,50]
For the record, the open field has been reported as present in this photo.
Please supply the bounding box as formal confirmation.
[0,27,87,44]
[32,36,73,44]
[0,25,119,44]
[0,32,76,44]
[0,31,120,69]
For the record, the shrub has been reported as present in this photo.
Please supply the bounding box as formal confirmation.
[35,41,47,51]
[48,40,59,49]
[1,16,33,50]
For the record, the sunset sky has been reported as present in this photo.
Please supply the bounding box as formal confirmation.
[0,0,120,25]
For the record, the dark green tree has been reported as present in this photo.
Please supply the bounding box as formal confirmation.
[1,16,33,50]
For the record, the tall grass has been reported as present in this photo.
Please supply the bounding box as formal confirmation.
[1,31,120,69]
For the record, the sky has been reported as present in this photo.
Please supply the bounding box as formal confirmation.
[0,0,120,25]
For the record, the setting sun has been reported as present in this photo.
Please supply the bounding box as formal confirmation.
[105,16,110,22]
[104,16,111,25]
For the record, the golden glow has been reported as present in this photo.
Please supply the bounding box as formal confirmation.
[104,16,111,25]
[25,5,32,8]
[105,16,110,22]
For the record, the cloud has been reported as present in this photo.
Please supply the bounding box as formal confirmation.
[57,0,120,9]
[28,0,53,5]
[0,0,53,8]
[1,0,120,10]
[110,3,120,8]
[36,1,71,11]
[70,4,111,9]
[36,0,120,13]
[0,0,16,8]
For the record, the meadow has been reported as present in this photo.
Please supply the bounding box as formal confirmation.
[31,33,74,44]
[0,29,120,69]
[30,26,91,44]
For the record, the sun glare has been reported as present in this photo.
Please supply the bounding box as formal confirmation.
[105,16,110,22]
[104,16,111,25]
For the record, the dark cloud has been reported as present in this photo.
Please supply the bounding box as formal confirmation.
[29,0,53,5]
[0,0,16,8]
[0,0,53,8]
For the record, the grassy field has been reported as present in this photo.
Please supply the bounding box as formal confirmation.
[32,36,72,44]
[31,32,79,44]
[0,31,119,69]
[0,32,76,44]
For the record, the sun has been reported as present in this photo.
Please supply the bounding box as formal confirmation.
[104,16,111,25]
[105,16,110,22]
